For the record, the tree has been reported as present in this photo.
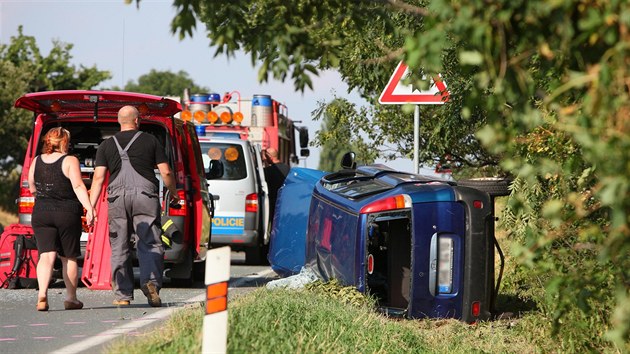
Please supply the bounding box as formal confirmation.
[153,0,500,172]
[0,26,111,210]
[312,97,376,171]
[112,69,209,96]
[154,0,630,349]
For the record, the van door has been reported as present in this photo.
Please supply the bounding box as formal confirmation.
[184,123,212,259]
[253,145,270,244]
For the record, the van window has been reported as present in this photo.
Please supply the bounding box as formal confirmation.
[41,122,170,169]
[199,142,247,181]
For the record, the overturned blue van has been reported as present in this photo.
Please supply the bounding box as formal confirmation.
[268,154,507,323]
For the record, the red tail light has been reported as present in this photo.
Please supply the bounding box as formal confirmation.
[359,194,411,214]
[168,190,187,216]
[472,301,481,317]
[367,254,374,274]
[245,193,258,213]
[18,185,34,215]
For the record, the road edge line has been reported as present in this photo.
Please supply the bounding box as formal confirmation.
[50,268,276,354]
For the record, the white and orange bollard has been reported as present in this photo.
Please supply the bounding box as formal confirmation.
[202,246,231,354]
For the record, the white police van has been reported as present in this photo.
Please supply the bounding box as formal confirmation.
[199,134,270,264]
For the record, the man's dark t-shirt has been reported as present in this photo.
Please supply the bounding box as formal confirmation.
[94,130,168,188]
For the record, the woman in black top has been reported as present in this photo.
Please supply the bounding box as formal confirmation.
[28,127,95,311]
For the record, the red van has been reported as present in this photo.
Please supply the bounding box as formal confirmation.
[14,90,218,286]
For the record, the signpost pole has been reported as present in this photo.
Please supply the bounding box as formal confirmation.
[413,105,419,174]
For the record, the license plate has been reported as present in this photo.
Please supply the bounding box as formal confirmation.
[437,237,453,294]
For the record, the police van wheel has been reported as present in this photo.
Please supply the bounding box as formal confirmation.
[245,244,269,265]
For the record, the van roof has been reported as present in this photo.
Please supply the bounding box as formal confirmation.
[14,90,181,117]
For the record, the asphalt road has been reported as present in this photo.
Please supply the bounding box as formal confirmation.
[0,251,277,354]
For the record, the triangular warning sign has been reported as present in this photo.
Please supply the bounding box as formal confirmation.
[379,61,449,105]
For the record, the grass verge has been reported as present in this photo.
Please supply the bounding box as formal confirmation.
[104,282,561,354]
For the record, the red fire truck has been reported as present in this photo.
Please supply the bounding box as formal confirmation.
[180,91,309,165]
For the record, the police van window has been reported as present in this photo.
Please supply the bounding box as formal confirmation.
[199,142,247,181]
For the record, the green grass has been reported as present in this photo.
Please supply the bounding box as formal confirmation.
[103,199,625,353]
[104,283,564,354]
[104,303,204,354]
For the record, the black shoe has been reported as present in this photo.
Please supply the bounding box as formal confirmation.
[142,282,162,307]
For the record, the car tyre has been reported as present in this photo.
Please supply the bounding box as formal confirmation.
[168,251,194,287]
[245,244,269,265]
[457,177,512,197]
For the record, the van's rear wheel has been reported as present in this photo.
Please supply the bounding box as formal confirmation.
[193,259,205,280]
[168,250,194,287]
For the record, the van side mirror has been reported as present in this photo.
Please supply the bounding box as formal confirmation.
[340,152,356,170]
[299,127,309,148]
[206,159,224,179]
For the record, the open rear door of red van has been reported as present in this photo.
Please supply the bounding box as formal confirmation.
[81,175,112,290]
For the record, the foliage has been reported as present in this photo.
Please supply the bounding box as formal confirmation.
[111,69,209,97]
[157,0,630,349]
[160,0,507,171]
[312,97,377,171]
[0,53,33,211]
[304,278,375,308]
[0,26,111,211]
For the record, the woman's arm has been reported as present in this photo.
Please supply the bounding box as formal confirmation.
[28,157,37,195]
[64,155,95,225]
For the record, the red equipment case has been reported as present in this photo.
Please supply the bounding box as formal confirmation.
[0,224,39,289]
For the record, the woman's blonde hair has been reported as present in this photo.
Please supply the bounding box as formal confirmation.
[41,127,70,154]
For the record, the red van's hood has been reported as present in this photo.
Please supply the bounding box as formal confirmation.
[14,90,181,117]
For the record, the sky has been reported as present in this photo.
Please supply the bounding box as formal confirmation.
[0,0,423,173]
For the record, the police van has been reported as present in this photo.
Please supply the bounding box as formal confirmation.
[198,134,269,264]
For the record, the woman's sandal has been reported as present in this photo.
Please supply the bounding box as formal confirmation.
[36,297,49,311]
[64,300,84,310]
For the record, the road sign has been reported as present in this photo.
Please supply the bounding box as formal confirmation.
[379,61,449,105]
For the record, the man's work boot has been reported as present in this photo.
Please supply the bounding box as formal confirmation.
[142,281,162,307]
[112,299,131,306]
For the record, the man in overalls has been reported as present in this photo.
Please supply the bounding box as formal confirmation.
[90,105,180,307]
